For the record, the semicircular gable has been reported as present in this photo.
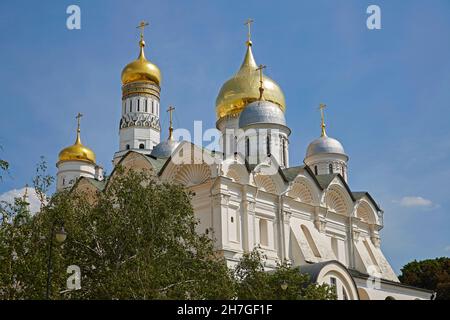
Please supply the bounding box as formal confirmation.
[222,159,249,184]
[166,163,212,187]
[356,200,379,225]
[107,152,157,190]
[325,185,353,216]
[288,175,321,205]
[254,174,277,194]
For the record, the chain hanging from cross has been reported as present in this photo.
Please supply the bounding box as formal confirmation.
[256,64,266,100]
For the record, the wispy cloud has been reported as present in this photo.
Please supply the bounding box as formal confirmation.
[394,196,435,208]
[445,246,450,252]
[0,187,41,214]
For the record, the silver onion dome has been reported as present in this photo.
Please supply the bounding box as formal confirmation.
[239,100,286,128]
[150,139,179,158]
[306,136,346,158]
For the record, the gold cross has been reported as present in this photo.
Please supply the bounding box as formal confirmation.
[244,18,254,44]
[167,106,175,140]
[76,112,83,132]
[319,104,327,137]
[136,20,149,41]
[256,64,266,100]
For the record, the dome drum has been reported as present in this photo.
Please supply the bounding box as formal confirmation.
[122,81,161,100]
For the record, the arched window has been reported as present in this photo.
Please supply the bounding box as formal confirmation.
[266,134,271,155]
[314,166,318,175]
[329,163,333,174]
[139,143,145,149]
[259,219,268,246]
[126,144,130,150]
[245,137,250,158]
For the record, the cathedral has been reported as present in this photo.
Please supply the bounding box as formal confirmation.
[55,22,432,300]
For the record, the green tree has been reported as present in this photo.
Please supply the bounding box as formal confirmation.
[399,257,450,300]
[1,167,235,299]
[1,163,336,300]
[234,249,336,300]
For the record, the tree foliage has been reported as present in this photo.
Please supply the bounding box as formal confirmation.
[399,257,450,300]
[234,250,336,300]
[0,165,334,300]
[0,146,8,182]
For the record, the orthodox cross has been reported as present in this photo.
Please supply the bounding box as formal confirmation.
[319,103,327,137]
[167,106,175,140]
[244,18,254,44]
[256,64,266,100]
[136,20,149,41]
[76,112,83,132]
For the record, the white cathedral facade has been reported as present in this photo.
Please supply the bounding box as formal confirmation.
[55,23,432,300]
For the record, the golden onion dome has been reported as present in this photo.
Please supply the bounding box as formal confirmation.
[58,124,96,164]
[215,41,286,120]
[121,39,161,86]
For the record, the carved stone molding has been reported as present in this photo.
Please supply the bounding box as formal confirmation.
[120,113,160,131]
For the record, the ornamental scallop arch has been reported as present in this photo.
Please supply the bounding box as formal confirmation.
[173,164,212,187]
[288,176,320,205]
[325,186,352,216]
[356,200,379,225]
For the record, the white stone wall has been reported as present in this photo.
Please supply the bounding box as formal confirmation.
[305,153,348,181]
[56,160,96,191]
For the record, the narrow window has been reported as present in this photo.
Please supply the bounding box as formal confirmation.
[329,163,333,174]
[330,277,337,287]
[151,101,154,114]
[266,134,271,155]
[314,166,318,175]
[245,137,250,158]
[126,144,130,150]
[137,99,140,112]
[145,99,148,113]
[342,166,346,178]
[282,138,287,167]
[129,100,132,113]
[231,217,234,223]
[139,143,145,149]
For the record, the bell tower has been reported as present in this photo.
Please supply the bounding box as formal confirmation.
[114,21,162,164]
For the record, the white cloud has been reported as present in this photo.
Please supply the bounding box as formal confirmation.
[0,187,42,214]
[396,196,434,208]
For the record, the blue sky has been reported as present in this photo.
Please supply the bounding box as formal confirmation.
[0,0,449,273]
